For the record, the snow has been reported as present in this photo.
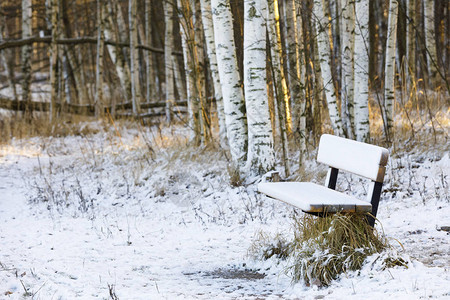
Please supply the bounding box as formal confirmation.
[317,134,389,182]
[0,124,449,299]
[258,182,372,212]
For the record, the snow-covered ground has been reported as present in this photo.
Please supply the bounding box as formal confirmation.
[0,122,449,299]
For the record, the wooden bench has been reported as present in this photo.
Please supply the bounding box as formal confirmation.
[258,134,389,226]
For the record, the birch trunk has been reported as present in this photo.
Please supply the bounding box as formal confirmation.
[314,0,344,136]
[406,0,416,83]
[200,0,227,148]
[353,0,370,142]
[95,0,105,117]
[424,0,438,87]
[21,0,33,116]
[49,0,59,122]
[177,0,201,144]
[172,56,187,101]
[268,0,290,177]
[340,0,355,138]
[211,0,248,170]
[294,1,307,166]
[244,0,274,175]
[384,0,398,141]
[0,24,18,102]
[145,0,158,102]
[164,0,175,122]
[105,1,132,102]
[129,0,141,116]
[192,0,211,142]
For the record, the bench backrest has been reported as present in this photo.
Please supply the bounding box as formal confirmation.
[317,134,389,183]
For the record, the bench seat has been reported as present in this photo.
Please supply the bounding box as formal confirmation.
[258,182,372,213]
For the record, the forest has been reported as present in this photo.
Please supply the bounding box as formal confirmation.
[0,0,449,298]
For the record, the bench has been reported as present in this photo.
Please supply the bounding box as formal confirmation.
[258,134,389,226]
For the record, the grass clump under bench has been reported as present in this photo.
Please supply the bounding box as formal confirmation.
[252,212,401,287]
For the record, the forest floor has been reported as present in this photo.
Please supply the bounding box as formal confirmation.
[0,121,449,299]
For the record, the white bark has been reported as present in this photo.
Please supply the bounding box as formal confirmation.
[384,0,398,140]
[353,0,370,142]
[95,0,105,117]
[129,0,141,116]
[164,0,175,121]
[49,0,59,122]
[145,0,158,102]
[200,0,227,148]
[22,0,33,110]
[424,0,438,86]
[0,24,17,101]
[406,0,415,82]
[177,0,201,144]
[268,0,291,177]
[340,0,355,138]
[313,0,344,136]
[105,1,132,102]
[244,0,274,174]
[211,0,248,169]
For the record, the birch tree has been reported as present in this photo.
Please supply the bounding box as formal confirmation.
[211,0,248,170]
[200,0,227,148]
[164,0,175,121]
[406,0,416,83]
[177,0,201,144]
[95,0,105,117]
[268,0,291,177]
[384,0,398,141]
[105,0,132,102]
[49,0,59,122]
[424,0,438,87]
[353,0,370,142]
[22,0,33,116]
[129,0,141,116]
[244,0,274,174]
[313,0,344,136]
[145,0,158,102]
[340,0,355,138]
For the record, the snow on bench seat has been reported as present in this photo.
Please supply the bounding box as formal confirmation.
[258,182,372,213]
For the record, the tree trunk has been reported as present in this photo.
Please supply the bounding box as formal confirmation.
[244,0,274,175]
[129,0,141,116]
[192,0,211,143]
[49,0,59,122]
[424,0,438,88]
[384,0,398,141]
[406,0,416,84]
[164,0,175,122]
[95,0,105,117]
[177,0,201,145]
[340,0,355,138]
[145,0,158,102]
[211,0,248,171]
[200,0,228,148]
[0,23,18,103]
[268,0,291,177]
[105,0,132,102]
[22,0,33,117]
[313,0,344,136]
[354,0,370,142]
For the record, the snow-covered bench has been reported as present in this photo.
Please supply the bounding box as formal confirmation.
[258,134,389,226]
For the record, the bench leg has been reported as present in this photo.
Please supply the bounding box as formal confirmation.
[367,181,383,227]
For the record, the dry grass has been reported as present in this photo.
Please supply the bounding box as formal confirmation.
[0,113,102,145]
[250,213,393,287]
[288,213,388,286]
